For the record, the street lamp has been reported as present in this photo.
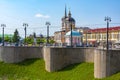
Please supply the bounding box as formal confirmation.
[104,16,111,50]
[23,23,28,45]
[45,22,51,45]
[86,30,88,47]
[69,22,73,47]
[1,24,6,46]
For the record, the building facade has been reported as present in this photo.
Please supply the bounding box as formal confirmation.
[65,30,82,46]
[83,26,120,45]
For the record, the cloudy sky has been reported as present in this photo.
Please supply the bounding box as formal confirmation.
[0,0,120,37]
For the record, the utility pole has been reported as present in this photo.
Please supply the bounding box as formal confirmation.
[70,22,73,47]
[23,23,28,46]
[99,30,100,42]
[1,24,6,46]
[86,30,88,47]
[45,22,51,45]
[105,16,111,51]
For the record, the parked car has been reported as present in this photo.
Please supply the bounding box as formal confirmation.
[113,41,120,49]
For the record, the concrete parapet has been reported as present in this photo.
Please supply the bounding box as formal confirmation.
[0,46,43,63]
[43,47,51,72]
[94,49,120,79]
[94,49,108,78]
[43,47,95,72]
[109,50,120,76]
[44,47,120,78]
[1,46,120,79]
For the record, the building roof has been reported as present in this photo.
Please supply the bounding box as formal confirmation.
[84,26,120,33]
[66,17,75,22]
[62,6,75,23]
[54,30,66,34]
[65,30,82,36]
[76,27,90,30]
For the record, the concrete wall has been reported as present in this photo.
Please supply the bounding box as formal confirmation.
[1,46,120,79]
[109,50,120,76]
[0,46,43,63]
[94,49,120,79]
[43,47,95,72]
[44,47,120,78]
[94,49,108,78]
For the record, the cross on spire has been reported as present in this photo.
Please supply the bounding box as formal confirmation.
[68,8,71,18]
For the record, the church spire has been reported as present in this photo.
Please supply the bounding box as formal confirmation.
[68,8,71,18]
[65,5,67,18]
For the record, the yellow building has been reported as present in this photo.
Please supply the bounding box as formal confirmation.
[83,26,120,45]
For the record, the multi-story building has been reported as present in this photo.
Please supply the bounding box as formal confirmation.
[83,26,120,45]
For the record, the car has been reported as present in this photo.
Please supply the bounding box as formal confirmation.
[113,42,120,49]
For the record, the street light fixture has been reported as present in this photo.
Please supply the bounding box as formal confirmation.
[1,24,6,46]
[23,23,28,46]
[104,16,111,50]
[45,22,51,45]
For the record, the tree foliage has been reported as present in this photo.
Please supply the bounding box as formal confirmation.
[4,36,11,42]
[25,37,34,44]
[13,29,20,43]
[49,39,55,44]
[36,38,46,44]
[0,37,2,43]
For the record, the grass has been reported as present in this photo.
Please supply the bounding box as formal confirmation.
[0,59,120,80]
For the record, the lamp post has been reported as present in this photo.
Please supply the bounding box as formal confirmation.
[70,23,73,47]
[1,24,6,46]
[23,23,28,45]
[104,16,111,50]
[45,22,51,45]
[118,29,120,41]
[86,30,88,47]
[99,30,100,42]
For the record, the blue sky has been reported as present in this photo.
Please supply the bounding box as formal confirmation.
[0,0,120,36]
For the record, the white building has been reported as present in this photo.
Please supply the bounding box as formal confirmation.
[65,30,82,46]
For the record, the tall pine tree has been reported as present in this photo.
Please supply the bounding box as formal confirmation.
[13,29,20,43]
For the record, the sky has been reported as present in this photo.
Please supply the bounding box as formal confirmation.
[0,0,120,37]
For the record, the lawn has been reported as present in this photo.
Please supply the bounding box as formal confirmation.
[0,59,120,80]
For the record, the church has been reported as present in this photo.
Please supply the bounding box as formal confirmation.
[54,6,82,46]
[61,6,75,31]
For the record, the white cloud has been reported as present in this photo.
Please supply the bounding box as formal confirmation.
[35,13,50,18]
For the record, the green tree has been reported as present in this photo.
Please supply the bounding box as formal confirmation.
[4,36,10,42]
[0,37,2,43]
[13,29,20,43]
[26,37,34,44]
[36,38,46,44]
[49,39,55,44]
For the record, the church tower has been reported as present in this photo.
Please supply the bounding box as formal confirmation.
[61,6,75,32]
[62,5,67,31]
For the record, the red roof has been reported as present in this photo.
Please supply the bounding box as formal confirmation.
[85,26,120,33]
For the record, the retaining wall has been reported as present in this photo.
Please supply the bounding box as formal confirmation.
[109,50,120,75]
[0,46,120,79]
[43,47,95,72]
[94,50,109,78]
[43,47,120,79]
[0,46,43,63]
[94,49,120,78]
